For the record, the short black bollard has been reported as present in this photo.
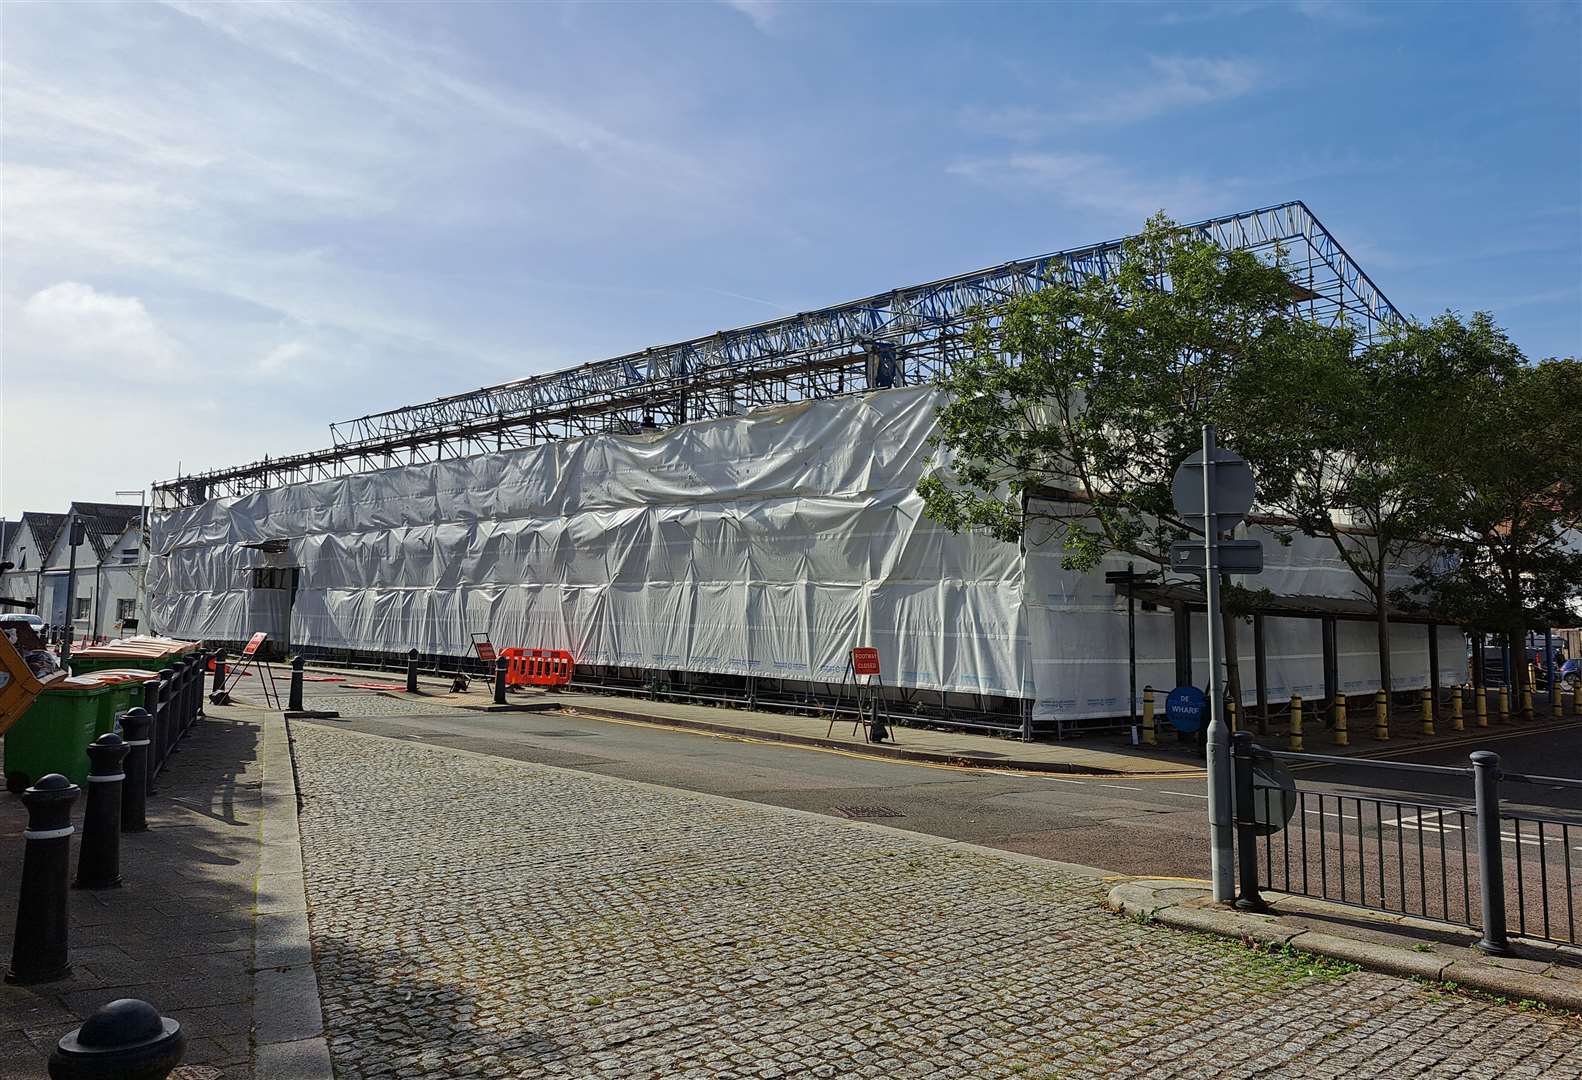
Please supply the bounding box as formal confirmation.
[6,774,80,985]
[494,654,508,705]
[120,708,152,833]
[289,655,306,711]
[76,733,130,890]
[1231,731,1265,911]
[406,648,420,694]
[211,649,227,698]
[1472,750,1511,956]
[49,998,187,1080]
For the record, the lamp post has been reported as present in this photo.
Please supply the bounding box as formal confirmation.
[60,517,86,667]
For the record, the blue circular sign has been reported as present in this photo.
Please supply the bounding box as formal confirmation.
[1165,686,1207,733]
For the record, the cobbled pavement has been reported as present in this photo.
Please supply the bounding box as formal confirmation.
[290,722,1582,1079]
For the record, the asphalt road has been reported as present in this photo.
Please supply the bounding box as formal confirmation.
[294,694,1582,884]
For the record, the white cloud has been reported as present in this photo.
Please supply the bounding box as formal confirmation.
[946,152,1225,221]
[20,282,182,378]
[256,340,311,377]
[960,56,1262,138]
[719,1,780,32]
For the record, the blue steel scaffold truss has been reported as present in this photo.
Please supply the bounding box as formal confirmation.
[153,201,1401,507]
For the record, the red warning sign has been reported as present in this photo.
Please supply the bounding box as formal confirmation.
[242,631,268,657]
[851,647,880,677]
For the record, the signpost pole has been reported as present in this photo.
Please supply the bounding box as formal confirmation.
[1126,565,1138,746]
[1201,425,1234,903]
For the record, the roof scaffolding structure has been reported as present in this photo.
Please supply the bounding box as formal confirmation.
[152,200,1401,508]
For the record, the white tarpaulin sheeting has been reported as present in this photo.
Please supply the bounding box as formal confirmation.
[150,387,1032,698]
[150,385,1462,721]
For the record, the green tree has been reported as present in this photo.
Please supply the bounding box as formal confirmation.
[918,213,1357,702]
[1240,314,1521,698]
[1410,352,1582,688]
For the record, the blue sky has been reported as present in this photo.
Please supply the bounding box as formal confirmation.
[2,0,1578,518]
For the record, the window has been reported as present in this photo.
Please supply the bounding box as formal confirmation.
[250,567,300,591]
[74,596,91,620]
[120,547,139,565]
[117,599,136,622]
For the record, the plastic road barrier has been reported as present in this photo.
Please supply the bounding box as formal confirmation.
[502,649,575,688]
[3,676,114,791]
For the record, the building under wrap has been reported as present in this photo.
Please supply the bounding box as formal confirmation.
[149,385,1464,735]
[149,202,1466,736]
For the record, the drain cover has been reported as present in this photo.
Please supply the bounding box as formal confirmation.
[834,805,904,819]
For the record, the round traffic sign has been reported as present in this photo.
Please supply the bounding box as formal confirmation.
[1165,686,1206,733]
[1171,447,1256,534]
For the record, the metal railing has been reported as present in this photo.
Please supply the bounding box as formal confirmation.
[1232,733,1582,952]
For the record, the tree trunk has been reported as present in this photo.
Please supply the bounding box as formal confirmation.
[1374,568,1392,703]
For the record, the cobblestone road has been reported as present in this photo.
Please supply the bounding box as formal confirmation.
[291,723,1582,1079]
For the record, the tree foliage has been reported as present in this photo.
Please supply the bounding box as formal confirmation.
[918,213,1354,572]
[1409,354,1582,638]
[920,211,1579,696]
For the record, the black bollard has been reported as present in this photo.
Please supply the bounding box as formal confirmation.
[120,708,152,833]
[194,651,208,719]
[211,649,227,698]
[289,655,305,712]
[6,774,80,985]
[49,998,187,1080]
[494,655,508,705]
[76,733,130,890]
[406,648,420,694]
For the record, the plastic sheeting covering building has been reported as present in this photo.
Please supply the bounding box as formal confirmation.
[148,385,1463,724]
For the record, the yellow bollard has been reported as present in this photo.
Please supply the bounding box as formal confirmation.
[1498,687,1510,724]
[1142,685,1157,747]
[1522,686,1534,723]
[1290,693,1304,751]
[1333,697,1349,747]
[1228,699,1238,732]
[1420,687,1435,736]
[1375,689,1390,741]
[1451,686,1464,732]
[1476,685,1488,728]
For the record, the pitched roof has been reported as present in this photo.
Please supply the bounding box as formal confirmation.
[0,520,18,561]
[67,502,144,561]
[22,512,67,560]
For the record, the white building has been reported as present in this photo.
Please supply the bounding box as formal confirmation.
[1,503,147,642]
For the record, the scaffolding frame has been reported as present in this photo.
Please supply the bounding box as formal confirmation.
[152,201,1399,507]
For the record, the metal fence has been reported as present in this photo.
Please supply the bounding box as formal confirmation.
[1232,734,1582,952]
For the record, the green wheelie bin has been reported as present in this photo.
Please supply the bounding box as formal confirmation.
[2,675,112,792]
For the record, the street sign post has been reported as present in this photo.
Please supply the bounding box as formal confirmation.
[1169,539,1264,575]
[1172,426,1260,904]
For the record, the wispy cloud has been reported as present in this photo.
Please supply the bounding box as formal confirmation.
[946,152,1226,220]
[719,1,781,33]
[959,56,1262,139]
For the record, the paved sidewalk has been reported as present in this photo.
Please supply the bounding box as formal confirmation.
[291,721,1582,1079]
[282,666,1203,775]
[0,714,263,1079]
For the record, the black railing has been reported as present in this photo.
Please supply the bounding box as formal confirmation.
[1233,734,1582,951]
